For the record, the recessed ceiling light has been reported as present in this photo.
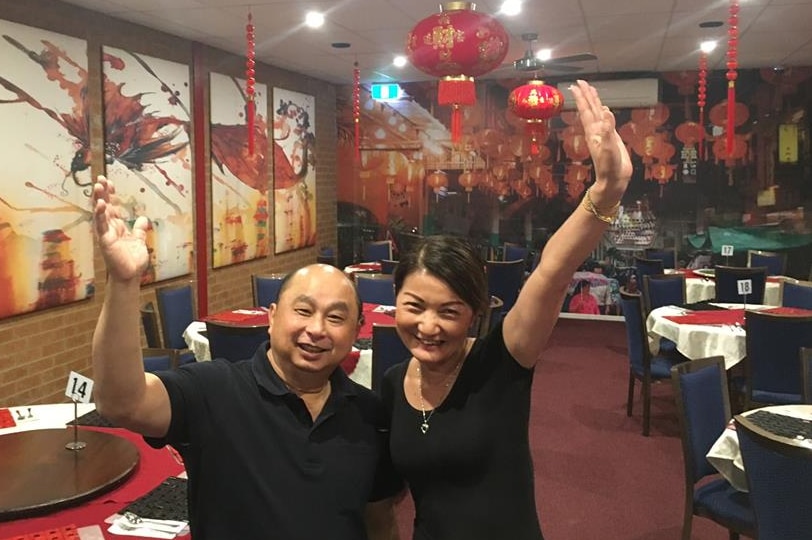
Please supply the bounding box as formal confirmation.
[331,42,351,49]
[305,11,325,28]
[393,55,408,68]
[500,0,522,16]
[699,20,723,28]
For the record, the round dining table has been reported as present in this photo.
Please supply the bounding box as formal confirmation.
[665,269,783,305]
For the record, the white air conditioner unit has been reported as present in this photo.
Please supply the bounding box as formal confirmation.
[556,78,660,110]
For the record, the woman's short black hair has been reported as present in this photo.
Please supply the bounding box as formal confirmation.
[393,235,488,314]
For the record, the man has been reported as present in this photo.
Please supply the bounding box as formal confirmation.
[91,175,402,539]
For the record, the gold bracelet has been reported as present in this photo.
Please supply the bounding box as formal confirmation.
[581,186,620,224]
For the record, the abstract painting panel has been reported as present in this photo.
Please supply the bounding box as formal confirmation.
[210,72,269,268]
[0,19,94,319]
[273,87,317,253]
[102,46,193,283]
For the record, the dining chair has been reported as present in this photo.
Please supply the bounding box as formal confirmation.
[632,256,664,292]
[355,273,396,305]
[744,310,812,408]
[801,347,812,404]
[502,242,529,264]
[251,273,286,308]
[140,301,162,348]
[734,413,812,540]
[371,324,411,394]
[469,295,504,338]
[142,347,180,372]
[379,259,398,275]
[316,246,337,267]
[485,259,525,314]
[746,249,786,276]
[619,290,679,436]
[644,247,677,269]
[156,283,196,350]
[642,274,686,356]
[714,265,767,304]
[362,240,393,262]
[781,279,812,310]
[205,320,269,363]
[670,356,755,540]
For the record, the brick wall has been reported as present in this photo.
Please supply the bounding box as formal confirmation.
[0,0,338,405]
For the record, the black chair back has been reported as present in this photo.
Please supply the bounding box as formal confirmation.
[485,259,525,313]
[205,320,269,363]
[735,413,812,540]
[633,257,664,290]
[781,279,812,310]
[470,295,504,338]
[362,240,393,262]
[156,283,196,350]
[642,273,686,314]
[644,247,677,269]
[670,356,755,539]
[371,324,411,394]
[252,273,286,308]
[747,249,786,276]
[142,347,179,372]
[744,310,812,407]
[379,259,398,275]
[714,266,767,304]
[141,301,162,348]
[355,273,396,305]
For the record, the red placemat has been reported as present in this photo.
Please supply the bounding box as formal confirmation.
[0,408,16,429]
[664,309,745,326]
[1,524,79,540]
[204,310,268,326]
[762,306,812,316]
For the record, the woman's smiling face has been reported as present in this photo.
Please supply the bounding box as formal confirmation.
[394,269,475,365]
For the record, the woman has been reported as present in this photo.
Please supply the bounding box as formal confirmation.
[568,280,601,315]
[381,80,631,539]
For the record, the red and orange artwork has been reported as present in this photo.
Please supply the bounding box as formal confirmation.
[0,20,94,319]
[102,46,193,283]
[210,72,269,268]
[273,88,317,254]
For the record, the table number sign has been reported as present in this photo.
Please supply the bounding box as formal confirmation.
[737,278,752,310]
[721,244,734,265]
[64,371,93,450]
[65,371,94,403]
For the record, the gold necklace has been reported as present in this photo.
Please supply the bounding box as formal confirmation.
[417,358,463,434]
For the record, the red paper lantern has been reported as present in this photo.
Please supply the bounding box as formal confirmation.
[507,80,564,156]
[726,0,739,157]
[697,50,708,160]
[407,2,509,142]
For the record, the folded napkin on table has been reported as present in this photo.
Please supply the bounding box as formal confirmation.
[664,309,745,326]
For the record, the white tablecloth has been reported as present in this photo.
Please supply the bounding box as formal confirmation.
[646,304,770,370]
[707,404,812,492]
[0,402,96,436]
[684,277,782,305]
[182,321,372,388]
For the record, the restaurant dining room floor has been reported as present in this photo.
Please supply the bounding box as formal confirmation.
[394,318,732,539]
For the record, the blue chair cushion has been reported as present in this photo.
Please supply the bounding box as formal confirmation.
[631,354,675,379]
[179,350,197,365]
[143,355,172,372]
[694,478,754,532]
[751,389,802,405]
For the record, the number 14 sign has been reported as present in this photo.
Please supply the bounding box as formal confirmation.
[65,371,94,403]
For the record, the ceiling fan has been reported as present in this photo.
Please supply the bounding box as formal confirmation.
[509,33,597,74]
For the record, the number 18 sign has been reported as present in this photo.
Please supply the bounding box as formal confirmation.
[65,371,94,403]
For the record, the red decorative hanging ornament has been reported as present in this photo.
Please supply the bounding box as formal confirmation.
[406,2,509,143]
[245,11,256,155]
[507,80,563,156]
[352,61,361,163]
[726,0,739,158]
[697,50,708,160]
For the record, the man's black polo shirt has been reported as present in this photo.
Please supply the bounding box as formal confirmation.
[148,342,402,539]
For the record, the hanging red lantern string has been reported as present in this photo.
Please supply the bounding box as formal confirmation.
[697,50,708,160]
[726,0,739,158]
[406,2,508,143]
[353,61,361,163]
[245,12,256,155]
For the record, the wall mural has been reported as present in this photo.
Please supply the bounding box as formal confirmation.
[102,46,193,283]
[0,19,94,319]
[210,72,269,268]
[273,87,316,253]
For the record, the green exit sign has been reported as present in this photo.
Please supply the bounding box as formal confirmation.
[370,83,402,100]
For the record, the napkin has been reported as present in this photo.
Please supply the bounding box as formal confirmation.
[108,514,187,538]
[664,309,745,326]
